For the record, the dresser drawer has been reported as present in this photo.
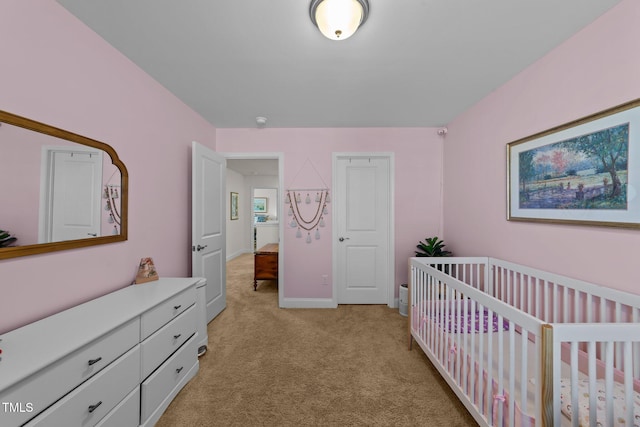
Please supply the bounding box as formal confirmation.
[141,304,196,379]
[94,387,140,427]
[140,286,196,340]
[140,335,197,423]
[25,345,140,427]
[0,318,139,426]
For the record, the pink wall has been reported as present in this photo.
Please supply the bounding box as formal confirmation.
[0,1,216,333]
[443,0,640,293]
[216,128,444,300]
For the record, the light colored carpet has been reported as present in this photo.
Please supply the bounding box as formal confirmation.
[156,253,477,426]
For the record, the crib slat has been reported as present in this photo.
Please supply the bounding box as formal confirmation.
[508,325,515,427]
[508,268,512,305]
[497,314,504,425]
[520,326,528,419]
[462,297,469,395]
[562,286,568,324]
[487,308,494,422]
[445,286,451,373]
[570,342,579,427]
[536,278,541,320]
[634,309,640,379]
[527,275,532,318]
[615,302,622,369]
[624,341,634,427]
[552,283,558,323]
[605,341,614,427]
[588,341,597,427]
[455,294,462,384]
[544,280,550,322]
[461,263,466,287]
[534,336,541,427]
[469,298,476,405]
[437,280,443,364]
[518,273,524,312]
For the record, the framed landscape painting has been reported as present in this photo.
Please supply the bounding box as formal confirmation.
[507,99,640,229]
[253,197,268,213]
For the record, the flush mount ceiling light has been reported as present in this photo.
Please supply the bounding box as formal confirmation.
[309,0,369,41]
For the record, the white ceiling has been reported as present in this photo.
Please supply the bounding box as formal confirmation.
[57,0,622,129]
[226,159,278,176]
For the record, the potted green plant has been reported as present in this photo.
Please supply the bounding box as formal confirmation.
[415,236,452,257]
[0,229,17,247]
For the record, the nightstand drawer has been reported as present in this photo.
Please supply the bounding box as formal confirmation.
[25,345,140,427]
[1,318,139,426]
[141,304,196,379]
[140,287,196,340]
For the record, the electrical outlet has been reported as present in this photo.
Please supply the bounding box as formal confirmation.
[322,274,328,285]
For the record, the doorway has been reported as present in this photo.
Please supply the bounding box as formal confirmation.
[253,187,278,250]
[224,153,284,306]
[333,153,395,306]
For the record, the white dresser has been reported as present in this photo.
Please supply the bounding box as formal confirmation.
[0,277,204,427]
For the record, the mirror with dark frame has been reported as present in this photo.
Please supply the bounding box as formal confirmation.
[0,110,128,260]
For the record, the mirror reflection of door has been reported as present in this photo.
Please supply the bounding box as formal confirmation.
[40,147,103,243]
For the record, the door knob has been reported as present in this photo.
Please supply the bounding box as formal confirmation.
[338,237,350,242]
[197,244,208,251]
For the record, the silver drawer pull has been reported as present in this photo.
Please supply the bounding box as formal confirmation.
[173,304,182,310]
[176,366,184,374]
[173,334,182,340]
[88,401,102,413]
[88,357,102,366]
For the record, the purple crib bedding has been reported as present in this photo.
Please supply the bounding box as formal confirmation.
[428,306,510,334]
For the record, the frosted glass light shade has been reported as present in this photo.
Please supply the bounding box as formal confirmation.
[310,0,369,41]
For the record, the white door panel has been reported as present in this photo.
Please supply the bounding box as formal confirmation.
[345,246,378,288]
[202,248,224,321]
[336,155,391,304]
[43,148,102,243]
[192,142,226,323]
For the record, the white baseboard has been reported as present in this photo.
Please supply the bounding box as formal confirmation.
[226,249,252,262]
[280,298,337,309]
[279,298,399,309]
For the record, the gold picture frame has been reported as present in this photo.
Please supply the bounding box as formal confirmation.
[507,98,640,229]
[230,192,239,220]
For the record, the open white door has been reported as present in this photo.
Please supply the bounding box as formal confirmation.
[192,141,226,323]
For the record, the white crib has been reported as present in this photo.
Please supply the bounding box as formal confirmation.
[408,257,640,427]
